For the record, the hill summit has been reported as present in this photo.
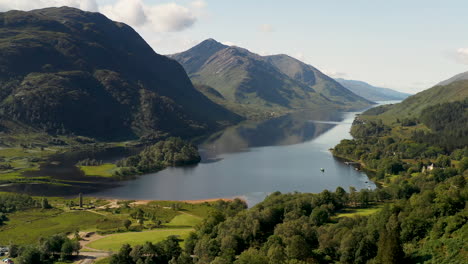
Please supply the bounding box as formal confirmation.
[171,39,372,117]
[0,7,240,140]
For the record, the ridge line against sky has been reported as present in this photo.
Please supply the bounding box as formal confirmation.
[1,0,468,93]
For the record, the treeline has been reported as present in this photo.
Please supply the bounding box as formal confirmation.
[0,193,39,225]
[114,137,201,177]
[415,99,468,150]
[350,119,391,139]
[112,161,466,264]
[184,173,465,264]
[109,236,186,264]
[76,158,103,166]
[10,234,80,264]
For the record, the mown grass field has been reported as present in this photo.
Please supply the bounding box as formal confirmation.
[165,213,202,227]
[0,209,104,245]
[86,229,193,252]
[78,163,118,177]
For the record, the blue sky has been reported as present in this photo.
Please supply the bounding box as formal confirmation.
[2,0,468,93]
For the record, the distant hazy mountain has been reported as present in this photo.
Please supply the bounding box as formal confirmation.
[0,8,240,140]
[335,78,411,101]
[437,70,468,86]
[171,39,372,117]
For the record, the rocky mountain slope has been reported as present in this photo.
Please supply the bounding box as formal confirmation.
[0,7,240,141]
[171,39,372,117]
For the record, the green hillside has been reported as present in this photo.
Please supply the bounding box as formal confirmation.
[367,79,468,120]
[171,39,372,118]
[335,78,411,101]
[0,8,241,141]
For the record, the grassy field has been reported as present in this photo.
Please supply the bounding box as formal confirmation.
[165,213,202,227]
[95,257,111,264]
[147,201,215,218]
[0,209,104,245]
[335,203,385,218]
[78,163,118,177]
[86,229,193,252]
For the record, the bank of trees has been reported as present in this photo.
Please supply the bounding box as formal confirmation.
[115,137,201,177]
[0,193,39,225]
[12,234,80,264]
[112,163,466,264]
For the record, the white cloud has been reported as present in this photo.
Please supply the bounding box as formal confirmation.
[100,0,147,26]
[0,0,203,33]
[191,0,206,9]
[221,41,236,46]
[323,70,348,78]
[147,3,196,32]
[293,52,305,61]
[0,0,98,12]
[259,24,274,33]
[454,47,468,64]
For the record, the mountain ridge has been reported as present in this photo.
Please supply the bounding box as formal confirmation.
[364,72,468,120]
[0,7,241,141]
[171,39,372,117]
[335,78,411,101]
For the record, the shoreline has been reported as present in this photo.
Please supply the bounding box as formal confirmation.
[93,196,247,207]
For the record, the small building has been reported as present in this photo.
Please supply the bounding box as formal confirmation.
[427,163,435,171]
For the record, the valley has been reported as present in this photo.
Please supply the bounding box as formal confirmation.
[0,3,465,264]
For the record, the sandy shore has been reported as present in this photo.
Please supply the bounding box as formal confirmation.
[128,196,245,206]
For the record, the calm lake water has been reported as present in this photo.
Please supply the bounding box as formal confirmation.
[93,107,381,206]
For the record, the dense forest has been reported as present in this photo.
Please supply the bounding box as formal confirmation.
[115,137,201,177]
[110,169,466,263]
[416,99,468,150]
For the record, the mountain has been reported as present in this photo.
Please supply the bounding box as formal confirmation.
[365,77,468,119]
[171,39,372,117]
[335,78,411,101]
[0,8,241,141]
[437,70,468,86]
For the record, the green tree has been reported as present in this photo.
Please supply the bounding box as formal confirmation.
[16,246,42,264]
[375,215,404,264]
[310,207,329,226]
[41,198,51,209]
[124,219,132,230]
[235,248,269,264]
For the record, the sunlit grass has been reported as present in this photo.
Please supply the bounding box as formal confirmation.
[78,163,118,177]
[86,228,193,252]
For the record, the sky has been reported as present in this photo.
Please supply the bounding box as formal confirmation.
[1,0,468,93]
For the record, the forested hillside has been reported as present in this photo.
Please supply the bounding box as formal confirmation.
[373,80,468,120]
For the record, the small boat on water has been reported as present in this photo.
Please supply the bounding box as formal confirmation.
[320,168,325,172]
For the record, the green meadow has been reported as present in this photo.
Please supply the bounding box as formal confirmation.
[86,228,193,252]
[78,163,118,177]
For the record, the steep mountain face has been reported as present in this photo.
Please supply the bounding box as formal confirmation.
[335,78,411,101]
[437,70,468,86]
[171,39,372,116]
[0,8,240,140]
[265,55,372,105]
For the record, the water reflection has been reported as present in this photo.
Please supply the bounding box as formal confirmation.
[92,109,376,206]
[199,110,340,161]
